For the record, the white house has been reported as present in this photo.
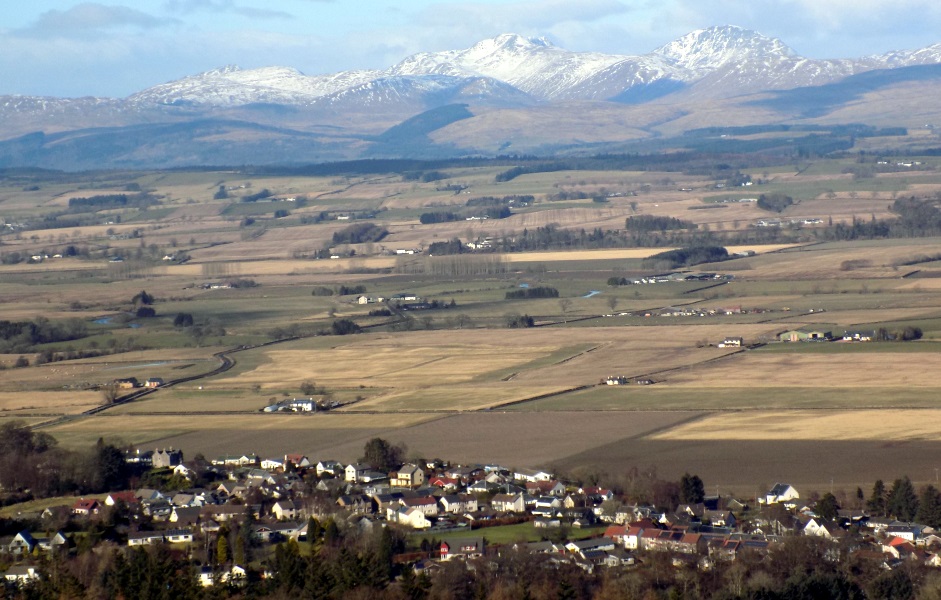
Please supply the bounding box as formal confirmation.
[513,468,554,482]
[261,458,285,471]
[391,507,432,529]
[272,501,298,520]
[317,460,343,476]
[764,483,800,506]
[345,463,371,482]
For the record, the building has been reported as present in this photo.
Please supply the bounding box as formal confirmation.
[778,328,832,342]
[153,448,183,468]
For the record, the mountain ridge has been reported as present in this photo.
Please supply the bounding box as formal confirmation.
[3,25,941,169]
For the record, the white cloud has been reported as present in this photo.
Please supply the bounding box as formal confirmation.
[163,0,293,20]
[418,0,631,32]
[16,3,175,38]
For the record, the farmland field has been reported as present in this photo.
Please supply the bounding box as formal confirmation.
[5,157,941,494]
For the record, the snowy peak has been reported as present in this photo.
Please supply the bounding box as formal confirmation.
[24,25,941,112]
[388,32,627,100]
[654,25,796,74]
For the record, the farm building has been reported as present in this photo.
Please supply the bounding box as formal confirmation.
[717,337,743,348]
[842,330,876,342]
[778,328,832,342]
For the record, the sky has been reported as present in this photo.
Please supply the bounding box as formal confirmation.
[2,0,941,98]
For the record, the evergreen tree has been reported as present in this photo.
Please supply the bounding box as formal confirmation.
[679,473,705,504]
[217,534,229,566]
[887,476,919,521]
[867,480,887,516]
[917,485,941,529]
[817,492,840,521]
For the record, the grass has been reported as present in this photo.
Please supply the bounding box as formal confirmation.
[0,494,108,519]
[509,385,941,411]
[417,523,610,547]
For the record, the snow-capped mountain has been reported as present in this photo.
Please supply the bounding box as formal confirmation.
[5,25,941,169]
[115,25,941,108]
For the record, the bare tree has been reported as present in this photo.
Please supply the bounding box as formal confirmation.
[559,298,573,322]
[100,382,120,405]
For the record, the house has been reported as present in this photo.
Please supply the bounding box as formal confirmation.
[164,529,194,544]
[803,517,837,539]
[212,454,258,467]
[764,483,800,506]
[440,539,485,561]
[566,538,616,557]
[172,463,194,480]
[513,468,554,483]
[128,531,166,546]
[202,504,252,522]
[261,458,285,471]
[316,460,344,477]
[114,377,139,389]
[491,493,526,513]
[3,566,39,583]
[717,337,743,348]
[392,464,425,488]
[440,494,478,515]
[272,500,298,520]
[5,532,37,555]
[144,378,164,388]
[106,491,139,507]
[284,454,311,468]
[153,448,183,468]
[345,463,371,482]
[445,466,484,481]
[337,495,374,514]
[778,328,832,342]
[72,499,101,516]
[526,480,566,497]
[429,476,460,491]
[391,507,432,529]
[170,506,202,526]
[400,496,439,516]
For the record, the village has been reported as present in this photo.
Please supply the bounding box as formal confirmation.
[3,442,939,590]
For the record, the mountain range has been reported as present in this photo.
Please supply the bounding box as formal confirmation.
[4,25,941,170]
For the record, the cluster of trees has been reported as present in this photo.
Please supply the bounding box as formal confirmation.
[757,192,795,213]
[505,313,536,328]
[0,422,129,499]
[418,211,460,224]
[395,254,509,277]
[337,285,367,296]
[240,188,272,202]
[506,286,559,300]
[331,318,361,336]
[643,246,730,269]
[465,194,533,207]
[0,317,88,353]
[332,223,388,245]
[67,193,156,211]
[863,476,941,526]
[12,525,941,600]
[625,215,697,232]
[402,170,448,182]
[419,206,511,224]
